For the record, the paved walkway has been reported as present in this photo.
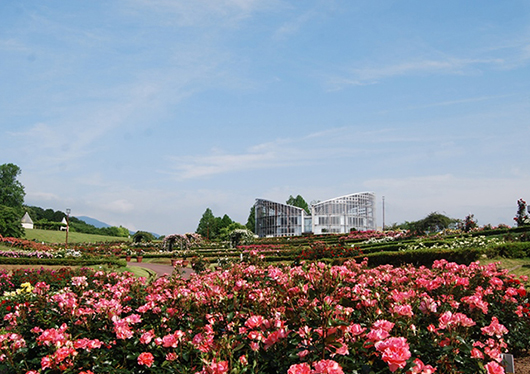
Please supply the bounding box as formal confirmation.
[126,261,194,280]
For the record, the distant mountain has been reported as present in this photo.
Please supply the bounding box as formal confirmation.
[75,216,160,238]
[75,216,112,229]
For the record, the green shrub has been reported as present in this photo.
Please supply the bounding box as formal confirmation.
[491,242,530,258]
[354,247,484,268]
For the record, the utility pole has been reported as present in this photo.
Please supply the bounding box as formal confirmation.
[65,208,71,249]
[382,196,385,231]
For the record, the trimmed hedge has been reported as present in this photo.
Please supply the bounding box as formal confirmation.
[347,241,530,268]
[350,247,484,268]
[491,241,530,258]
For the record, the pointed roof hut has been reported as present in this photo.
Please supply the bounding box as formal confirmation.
[21,212,34,229]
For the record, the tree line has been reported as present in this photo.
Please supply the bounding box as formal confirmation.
[25,206,131,237]
[0,163,131,238]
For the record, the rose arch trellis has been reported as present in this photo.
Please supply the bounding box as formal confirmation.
[163,233,203,253]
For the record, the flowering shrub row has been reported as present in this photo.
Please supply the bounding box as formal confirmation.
[340,230,412,242]
[0,236,53,252]
[0,251,54,260]
[298,241,363,260]
[237,244,284,252]
[0,259,528,373]
[403,236,505,252]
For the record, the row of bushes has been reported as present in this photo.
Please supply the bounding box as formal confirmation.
[348,242,530,268]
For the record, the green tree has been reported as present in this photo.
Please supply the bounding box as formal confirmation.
[0,205,25,238]
[229,228,254,248]
[246,205,256,233]
[219,214,233,230]
[219,222,247,242]
[196,208,217,240]
[0,163,25,208]
[286,195,310,214]
[132,231,155,243]
[102,226,129,237]
[0,164,26,238]
[399,212,456,235]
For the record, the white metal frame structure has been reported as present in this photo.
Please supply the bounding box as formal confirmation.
[255,198,306,238]
[254,192,377,237]
[312,192,376,234]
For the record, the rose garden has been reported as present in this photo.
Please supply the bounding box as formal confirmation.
[0,222,530,373]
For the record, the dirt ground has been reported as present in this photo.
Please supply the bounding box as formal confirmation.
[515,354,530,373]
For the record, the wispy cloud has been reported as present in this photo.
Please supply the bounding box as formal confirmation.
[168,138,303,179]
[327,57,503,90]
[327,32,530,91]
[167,127,435,179]
[274,8,319,39]
[127,0,277,27]
[404,94,515,110]
[364,174,530,224]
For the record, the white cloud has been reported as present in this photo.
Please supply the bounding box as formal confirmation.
[104,199,135,214]
[328,57,504,90]
[127,0,277,27]
[25,191,62,203]
[274,8,318,39]
[364,174,530,225]
[169,146,286,179]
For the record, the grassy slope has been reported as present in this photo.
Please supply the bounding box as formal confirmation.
[23,228,131,244]
[479,257,530,281]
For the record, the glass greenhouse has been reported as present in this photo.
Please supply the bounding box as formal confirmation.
[255,198,307,238]
[255,192,376,237]
[311,192,376,234]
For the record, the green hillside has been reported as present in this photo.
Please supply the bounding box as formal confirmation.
[23,228,131,244]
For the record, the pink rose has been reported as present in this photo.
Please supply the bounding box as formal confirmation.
[287,363,312,374]
[138,352,154,367]
[485,361,505,374]
[375,337,411,372]
[313,359,344,374]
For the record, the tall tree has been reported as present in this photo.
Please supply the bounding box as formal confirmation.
[219,214,233,230]
[246,205,256,233]
[0,205,25,237]
[286,195,310,214]
[196,208,217,240]
[398,212,456,234]
[0,164,26,238]
[0,163,25,208]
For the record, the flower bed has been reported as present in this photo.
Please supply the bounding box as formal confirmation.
[0,251,54,259]
[0,236,54,252]
[0,260,528,373]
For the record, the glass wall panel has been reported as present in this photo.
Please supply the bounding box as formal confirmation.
[311,192,376,234]
[255,192,376,237]
[255,199,306,238]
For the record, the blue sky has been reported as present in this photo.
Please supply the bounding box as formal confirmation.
[1,0,529,235]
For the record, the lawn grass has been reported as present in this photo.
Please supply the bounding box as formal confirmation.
[479,257,530,282]
[23,228,131,244]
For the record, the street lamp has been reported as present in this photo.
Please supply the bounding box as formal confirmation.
[65,208,71,249]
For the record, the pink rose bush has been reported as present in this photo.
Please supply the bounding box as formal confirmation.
[0,259,528,373]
